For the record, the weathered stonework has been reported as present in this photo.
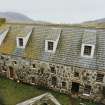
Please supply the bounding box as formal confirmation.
[0,54,105,104]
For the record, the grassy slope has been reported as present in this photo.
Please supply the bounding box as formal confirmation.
[0,77,70,105]
[0,77,99,105]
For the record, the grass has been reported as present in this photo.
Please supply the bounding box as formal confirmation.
[0,76,70,105]
[0,76,100,105]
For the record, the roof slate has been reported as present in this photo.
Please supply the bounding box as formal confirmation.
[0,23,105,70]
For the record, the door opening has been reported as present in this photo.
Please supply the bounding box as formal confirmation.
[71,82,80,94]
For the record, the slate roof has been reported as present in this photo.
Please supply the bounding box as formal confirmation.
[0,23,105,70]
[17,93,61,105]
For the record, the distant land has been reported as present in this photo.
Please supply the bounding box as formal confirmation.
[0,12,105,28]
[0,12,33,22]
[0,12,51,24]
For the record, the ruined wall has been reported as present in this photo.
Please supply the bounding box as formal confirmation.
[0,54,105,103]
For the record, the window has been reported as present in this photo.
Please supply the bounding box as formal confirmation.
[32,64,36,68]
[103,86,105,97]
[13,61,17,64]
[42,103,48,105]
[62,82,66,88]
[96,74,104,82]
[45,40,55,53]
[1,66,6,72]
[1,56,4,59]
[40,67,44,74]
[84,85,91,95]
[84,46,92,56]
[9,66,14,79]
[52,77,57,86]
[48,41,53,50]
[18,38,23,46]
[74,72,79,77]
[31,77,35,84]
[81,44,95,58]
[50,66,55,73]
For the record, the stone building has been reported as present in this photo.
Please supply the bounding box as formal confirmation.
[0,21,105,103]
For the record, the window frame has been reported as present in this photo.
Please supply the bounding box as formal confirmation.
[74,71,79,77]
[16,37,25,48]
[48,41,54,51]
[83,85,91,96]
[81,44,95,58]
[96,73,104,82]
[31,77,35,84]
[62,81,66,88]
[18,38,23,47]
[45,40,56,53]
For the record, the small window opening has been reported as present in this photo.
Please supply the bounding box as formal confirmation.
[48,41,53,50]
[62,82,66,88]
[1,66,6,72]
[96,74,104,82]
[84,85,91,95]
[40,67,44,74]
[32,64,36,68]
[84,46,92,56]
[19,38,23,46]
[1,56,4,60]
[42,103,48,105]
[52,76,57,86]
[74,72,79,77]
[9,66,14,78]
[31,77,35,84]
[13,61,17,64]
[103,86,105,97]
[50,66,55,73]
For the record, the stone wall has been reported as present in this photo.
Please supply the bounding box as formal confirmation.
[0,54,105,104]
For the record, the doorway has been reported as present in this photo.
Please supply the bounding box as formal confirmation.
[71,82,80,94]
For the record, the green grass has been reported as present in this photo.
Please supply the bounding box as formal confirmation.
[0,76,99,105]
[0,76,70,105]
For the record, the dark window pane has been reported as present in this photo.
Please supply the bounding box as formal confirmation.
[31,77,35,83]
[96,74,104,82]
[13,61,17,64]
[32,64,36,68]
[74,72,79,77]
[19,38,23,46]
[62,82,66,88]
[48,41,53,50]
[52,77,57,86]
[84,46,92,56]
[84,85,91,94]
[103,87,105,97]
[50,66,55,73]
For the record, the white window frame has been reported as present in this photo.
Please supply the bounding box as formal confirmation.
[16,37,25,48]
[45,40,56,53]
[83,85,91,96]
[81,44,95,58]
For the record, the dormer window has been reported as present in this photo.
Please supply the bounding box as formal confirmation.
[16,28,33,49]
[16,37,24,48]
[45,40,55,53]
[19,38,23,47]
[81,44,95,58]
